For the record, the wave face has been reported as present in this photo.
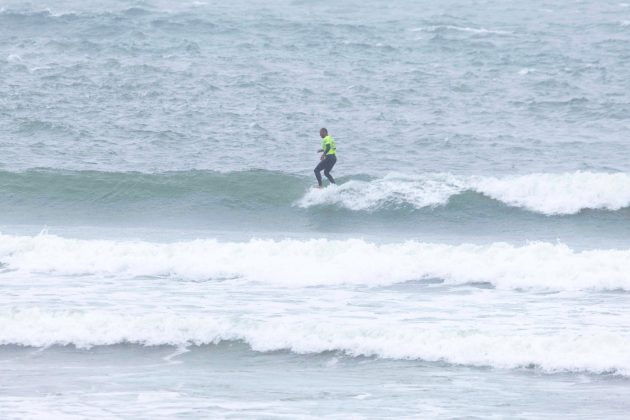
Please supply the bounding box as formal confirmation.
[1,233,629,291]
[0,169,303,206]
[1,170,630,223]
[2,309,629,376]
[0,169,305,228]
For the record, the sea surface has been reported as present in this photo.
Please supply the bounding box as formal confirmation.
[1,0,630,418]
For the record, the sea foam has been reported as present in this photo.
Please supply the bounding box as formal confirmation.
[1,233,629,290]
[1,309,628,376]
[298,171,630,215]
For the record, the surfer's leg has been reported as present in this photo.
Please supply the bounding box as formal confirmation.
[314,160,326,187]
[323,155,336,184]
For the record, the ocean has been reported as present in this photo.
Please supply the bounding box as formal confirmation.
[1,0,630,418]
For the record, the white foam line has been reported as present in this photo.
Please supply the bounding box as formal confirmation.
[1,233,629,290]
[1,309,628,376]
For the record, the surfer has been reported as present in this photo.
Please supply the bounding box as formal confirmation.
[314,127,337,187]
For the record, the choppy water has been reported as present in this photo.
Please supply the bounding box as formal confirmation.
[1,0,630,418]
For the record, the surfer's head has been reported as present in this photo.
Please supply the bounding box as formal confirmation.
[319,128,328,138]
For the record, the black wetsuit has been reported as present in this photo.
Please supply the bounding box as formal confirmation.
[315,154,336,186]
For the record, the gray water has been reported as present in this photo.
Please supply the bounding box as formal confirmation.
[1,0,630,418]
[2,0,630,175]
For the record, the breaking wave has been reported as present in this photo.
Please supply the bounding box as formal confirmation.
[1,309,628,376]
[1,233,629,291]
[298,171,630,215]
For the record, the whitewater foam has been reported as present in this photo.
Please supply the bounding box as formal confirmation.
[297,172,630,215]
[411,26,512,35]
[298,174,462,210]
[1,309,628,376]
[1,233,629,291]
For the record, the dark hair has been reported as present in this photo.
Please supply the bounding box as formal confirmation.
[320,127,328,135]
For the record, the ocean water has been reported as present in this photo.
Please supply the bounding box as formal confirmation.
[1,0,630,418]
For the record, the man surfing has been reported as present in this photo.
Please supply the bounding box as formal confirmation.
[314,127,337,188]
